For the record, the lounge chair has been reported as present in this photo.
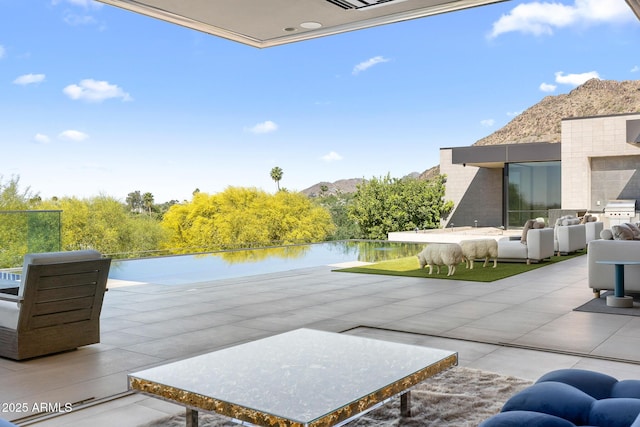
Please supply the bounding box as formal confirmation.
[0,250,111,360]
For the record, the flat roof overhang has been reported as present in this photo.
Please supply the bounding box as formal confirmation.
[449,142,561,168]
[627,0,640,20]
[95,0,509,48]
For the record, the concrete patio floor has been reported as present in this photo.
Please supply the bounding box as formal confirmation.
[3,248,640,426]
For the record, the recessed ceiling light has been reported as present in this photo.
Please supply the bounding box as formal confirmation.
[283,27,297,32]
[300,22,322,29]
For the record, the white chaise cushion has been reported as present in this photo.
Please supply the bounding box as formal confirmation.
[19,250,102,297]
[498,240,528,259]
[0,300,19,329]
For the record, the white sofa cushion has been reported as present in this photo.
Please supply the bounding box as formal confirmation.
[498,228,554,262]
[588,240,640,293]
[585,221,604,243]
[0,300,19,329]
[498,240,528,259]
[556,224,586,254]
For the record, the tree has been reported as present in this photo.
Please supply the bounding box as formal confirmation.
[126,191,143,213]
[161,187,334,252]
[313,192,360,240]
[270,166,283,191]
[142,192,154,215]
[348,174,453,240]
[39,195,167,256]
[0,175,39,210]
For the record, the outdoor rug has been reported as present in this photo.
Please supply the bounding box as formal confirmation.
[333,250,586,282]
[138,367,532,427]
[574,291,640,316]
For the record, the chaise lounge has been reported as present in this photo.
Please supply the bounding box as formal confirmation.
[0,250,111,360]
[497,221,555,264]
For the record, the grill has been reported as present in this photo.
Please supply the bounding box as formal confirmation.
[604,199,637,219]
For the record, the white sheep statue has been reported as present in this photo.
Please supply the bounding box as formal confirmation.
[459,239,498,270]
[417,243,463,276]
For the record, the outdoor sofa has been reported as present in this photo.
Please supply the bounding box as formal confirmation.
[588,224,640,297]
[0,250,111,360]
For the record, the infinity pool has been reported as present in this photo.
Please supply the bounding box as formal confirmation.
[109,240,424,285]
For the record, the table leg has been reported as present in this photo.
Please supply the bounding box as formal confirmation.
[186,408,198,427]
[400,391,411,417]
[606,263,634,308]
[614,264,625,298]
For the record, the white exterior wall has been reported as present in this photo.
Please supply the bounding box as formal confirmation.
[439,148,503,228]
[562,113,640,210]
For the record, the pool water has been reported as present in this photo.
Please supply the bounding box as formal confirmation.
[109,240,425,285]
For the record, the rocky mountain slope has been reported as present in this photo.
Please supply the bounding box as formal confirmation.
[475,79,640,146]
[301,179,364,197]
[419,78,640,180]
[308,79,640,192]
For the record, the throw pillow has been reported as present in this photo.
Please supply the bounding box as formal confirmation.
[600,229,614,240]
[562,218,580,226]
[625,222,640,239]
[612,224,635,240]
[521,219,535,244]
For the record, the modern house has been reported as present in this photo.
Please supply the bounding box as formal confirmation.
[440,112,640,229]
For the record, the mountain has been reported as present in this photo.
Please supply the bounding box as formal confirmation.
[301,179,365,197]
[301,173,421,197]
[310,79,640,189]
[474,79,640,146]
[419,78,640,180]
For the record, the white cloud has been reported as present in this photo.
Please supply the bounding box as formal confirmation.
[51,0,103,9]
[489,0,635,38]
[63,79,132,103]
[64,14,97,26]
[58,130,89,141]
[34,133,51,144]
[0,45,5,59]
[507,111,523,117]
[554,70,599,86]
[632,65,640,73]
[13,73,46,85]
[247,120,278,134]
[480,119,495,127]
[352,56,390,75]
[539,82,557,92]
[321,151,343,162]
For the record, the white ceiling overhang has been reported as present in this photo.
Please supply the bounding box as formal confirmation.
[96,0,510,48]
[627,0,640,20]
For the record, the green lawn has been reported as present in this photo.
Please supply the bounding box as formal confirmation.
[333,250,586,282]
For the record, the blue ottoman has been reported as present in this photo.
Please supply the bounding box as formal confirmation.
[480,369,640,427]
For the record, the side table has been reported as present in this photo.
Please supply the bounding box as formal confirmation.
[595,261,640,308]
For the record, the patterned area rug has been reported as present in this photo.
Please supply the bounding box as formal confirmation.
[138,367,532,427]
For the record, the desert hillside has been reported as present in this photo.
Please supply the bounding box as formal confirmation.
[310,79,640,191]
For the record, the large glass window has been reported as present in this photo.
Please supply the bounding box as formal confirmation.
[507,162,560,227]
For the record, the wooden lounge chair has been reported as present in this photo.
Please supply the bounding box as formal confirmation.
[0,250,111,360]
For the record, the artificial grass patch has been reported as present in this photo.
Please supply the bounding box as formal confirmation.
[334,250,586,282]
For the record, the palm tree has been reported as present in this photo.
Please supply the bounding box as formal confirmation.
[270,166,283,191]
[142,192,154,215]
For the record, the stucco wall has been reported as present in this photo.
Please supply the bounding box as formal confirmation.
[440,148,503,228]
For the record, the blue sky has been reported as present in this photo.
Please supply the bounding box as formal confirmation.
[0,0,638,203]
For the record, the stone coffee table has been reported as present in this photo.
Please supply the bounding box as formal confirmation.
[128,328,458,427]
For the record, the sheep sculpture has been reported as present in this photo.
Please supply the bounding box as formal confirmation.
[459,239,498,269]
[417,243,463,276]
